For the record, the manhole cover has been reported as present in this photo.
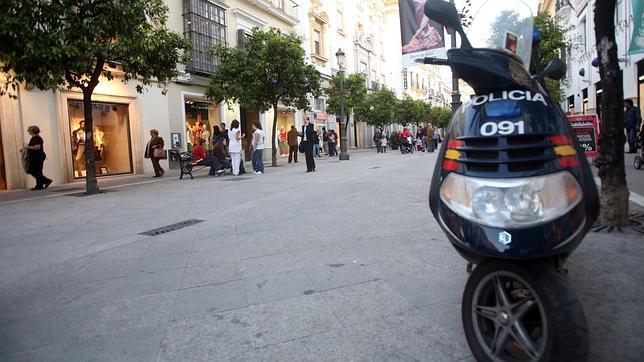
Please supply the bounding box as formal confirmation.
[139,219,204,236]
[369,166,381,169]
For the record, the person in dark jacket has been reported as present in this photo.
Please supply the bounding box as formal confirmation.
[145,129,165,177]
[624,99,642,153]
[287,125,299,163]
[301,117,316,172]
[22,126,52,190]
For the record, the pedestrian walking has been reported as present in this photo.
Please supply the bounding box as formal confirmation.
[301,116,316,172]
[427,124,435,152]
[374,129,382,153]
[322,127,329,155]
[421,125,429,152]
[22,126,52,190]
[624,99,642,153]
[328,130,338,157]
[287,125,299,163]
[250,120,265,175]
[145,129,165,177]
[228,119,244,176]
[313,130,321,157]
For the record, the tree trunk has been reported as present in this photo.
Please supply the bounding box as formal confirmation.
[594,0,630,226]
[271,102,278,167]
[82,87,100,195]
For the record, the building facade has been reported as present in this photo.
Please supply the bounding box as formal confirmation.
[549,0,644,116]
[0,0,303,190]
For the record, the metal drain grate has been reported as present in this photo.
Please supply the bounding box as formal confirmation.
[369,166,381,169]
[223,177,251,181]
[139,219,204,236]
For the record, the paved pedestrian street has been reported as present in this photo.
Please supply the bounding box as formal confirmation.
[1,151,643,361]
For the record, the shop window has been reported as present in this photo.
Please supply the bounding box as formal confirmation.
[567,95,574,113]
[309,2,329,65]
[314,97,326,111]
[184,99,220,149]
[582,88,588,114]
[183,0,227,76]
[313,29,321,55]
[68,101,133,179]
[0,124,6,190]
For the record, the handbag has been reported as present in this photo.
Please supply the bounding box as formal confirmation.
[153,147,167,159]
[298,141,306,153]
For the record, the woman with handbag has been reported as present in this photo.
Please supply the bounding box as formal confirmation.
[22,125,52,190]
[145,129,165,177]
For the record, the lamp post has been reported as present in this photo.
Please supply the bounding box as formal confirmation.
[336,48,349,161]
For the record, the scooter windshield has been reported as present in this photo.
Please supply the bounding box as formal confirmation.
[463,0,535,68]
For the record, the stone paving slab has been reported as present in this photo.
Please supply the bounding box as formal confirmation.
[0,150,643,361]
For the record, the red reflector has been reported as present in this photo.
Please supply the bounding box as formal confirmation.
[558,156,579,167]
[550,135,572,145]
[442,160,459,171]
[447,140,464,149]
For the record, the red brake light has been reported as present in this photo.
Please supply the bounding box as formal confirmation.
[442,160,459,171]
[558,156,579,167]
[550,135,572,145]
[448,140,464,149]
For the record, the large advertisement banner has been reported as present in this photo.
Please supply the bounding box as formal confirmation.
[568,115,599,158]
[629,0,643,55]
[399,0,446,67]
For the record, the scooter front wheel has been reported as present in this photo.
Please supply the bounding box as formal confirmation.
[462,260,588,362]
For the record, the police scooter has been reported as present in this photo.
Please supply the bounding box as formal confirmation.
[423,1,599,361]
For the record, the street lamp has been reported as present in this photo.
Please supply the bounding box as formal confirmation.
[336,48,349,160]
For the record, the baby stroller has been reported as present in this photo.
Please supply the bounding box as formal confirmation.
[400,136,414,154]
[635,128,644,169]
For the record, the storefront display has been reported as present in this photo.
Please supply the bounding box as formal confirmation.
[185,99,219,149]
[0,125,6,190]
[67,100,133,178]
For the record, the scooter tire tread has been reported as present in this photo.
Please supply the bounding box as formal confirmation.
[462,260,589,362]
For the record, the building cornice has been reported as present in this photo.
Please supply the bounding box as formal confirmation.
[232,8,268,29]
[249,0,299,26]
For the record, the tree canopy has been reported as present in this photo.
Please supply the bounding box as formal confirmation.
[532,11,571,102]
[205,28,320,166]
[430,106,452,129]
[0,0,190,194]
[355,87,398,131]
[394,96,431,127]
[325,73,368,124]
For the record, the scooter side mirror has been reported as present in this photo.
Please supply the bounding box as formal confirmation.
[533,58,567,81]
[424,0,472,49]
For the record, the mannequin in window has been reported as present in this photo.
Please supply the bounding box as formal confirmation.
[72,120,86,174]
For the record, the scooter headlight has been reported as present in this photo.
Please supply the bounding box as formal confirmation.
[439,171,582,228]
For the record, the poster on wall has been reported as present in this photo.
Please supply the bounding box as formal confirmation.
[568,115,599,157]
[399,0,446,67]
[629,0,643,55]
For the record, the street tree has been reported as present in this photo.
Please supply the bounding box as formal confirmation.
[430,106,453,129]
[325,73,368,140]
[394,97,431,127]
[0,0,190,194]
[532,12,571,102]
[356,87,397,132]
[206,28,320,167]
[593,0,630,227]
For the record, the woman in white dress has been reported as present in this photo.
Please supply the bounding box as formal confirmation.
[228,119,244,176]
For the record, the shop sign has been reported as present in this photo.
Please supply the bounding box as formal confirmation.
[568,115,599,157]
[315,112,328,120]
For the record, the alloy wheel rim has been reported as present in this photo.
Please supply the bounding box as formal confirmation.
[471,270,547,361]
